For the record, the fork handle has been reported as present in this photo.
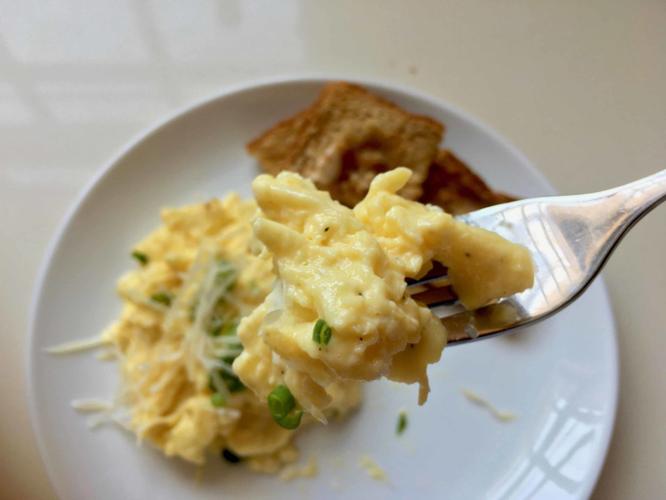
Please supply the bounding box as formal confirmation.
[572,169,666,281]
[592,169,666,262]
[604,169,666,226]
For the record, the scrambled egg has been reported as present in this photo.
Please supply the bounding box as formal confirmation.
[354,168,534,309]
[101,167,532,470]
[103,194,359,470]
[235,168,533,418]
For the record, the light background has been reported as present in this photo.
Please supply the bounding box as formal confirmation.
[1,1,664,498]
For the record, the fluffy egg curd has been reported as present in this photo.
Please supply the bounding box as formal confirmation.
[234,168,533,422]
[87,167,532,473]
[99,195,359,472]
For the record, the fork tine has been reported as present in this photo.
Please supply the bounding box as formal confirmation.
[440,300,526,345]
[405,261,448,288]
[408,275,451,289]
[426,297,459,308]
[406,261,458,307]
[408,281,458,307]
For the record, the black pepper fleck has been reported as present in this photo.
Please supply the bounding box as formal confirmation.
[222,448,241,464]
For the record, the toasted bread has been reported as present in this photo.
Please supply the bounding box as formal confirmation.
[419,149,515,215]
[247,82,444,206]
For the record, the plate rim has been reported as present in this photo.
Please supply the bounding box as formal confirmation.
[26,74,619,499]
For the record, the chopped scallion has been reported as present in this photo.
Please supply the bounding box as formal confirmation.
[214,260,236,290]
[396,411,408,435]
[208,315,224,336]
[208,354,245,393]
[267,385,303,430]
[221,321,238,336]
[210,318,238,337]
[131,251,149,266]
[210,393,226,408]
[268,385,294,417]
[222,372,244,392]
[188,298,199,322]
[150,292,173,307]
[312,319,332,345]
[274,410,303,430]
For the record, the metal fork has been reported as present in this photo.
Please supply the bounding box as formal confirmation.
[408,169,666,345]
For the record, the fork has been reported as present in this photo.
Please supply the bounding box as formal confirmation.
[408,169,666,345]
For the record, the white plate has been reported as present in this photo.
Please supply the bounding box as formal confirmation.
[28,77,618,500]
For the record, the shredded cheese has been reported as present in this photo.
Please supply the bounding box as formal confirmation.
[46,335,109,354]
[71,398,114,412]
[359,455,388,482]
[278,456,319,481]
[462,388,517,422]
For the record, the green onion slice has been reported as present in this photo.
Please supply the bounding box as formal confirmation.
[312,319,332,345]
[396,411,408,435]
[131,250,149,266]
[274,410,303,430]
[150,292,173,307]
[210,393,226,408]
[267,385,303,430]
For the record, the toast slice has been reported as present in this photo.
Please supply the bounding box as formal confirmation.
[247,82,444,206]
[419,149,515,215]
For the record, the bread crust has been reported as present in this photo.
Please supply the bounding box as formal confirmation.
[419,149,515,214]
[247,82,444,206]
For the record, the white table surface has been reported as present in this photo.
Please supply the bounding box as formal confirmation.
[2,1,664,498]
